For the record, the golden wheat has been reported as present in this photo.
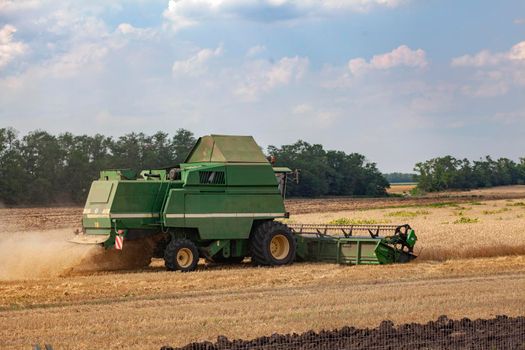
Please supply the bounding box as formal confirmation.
[294,199,525,261]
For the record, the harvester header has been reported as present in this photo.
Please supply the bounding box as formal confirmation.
[73,134,417,271]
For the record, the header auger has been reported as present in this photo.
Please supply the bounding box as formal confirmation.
[72,134,417,271]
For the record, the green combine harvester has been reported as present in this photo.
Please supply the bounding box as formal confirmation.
[72,135,417,271]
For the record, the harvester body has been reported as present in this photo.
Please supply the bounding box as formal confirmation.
[75,134,417,271]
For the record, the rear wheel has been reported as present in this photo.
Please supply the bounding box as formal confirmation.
[250,221,296,266]
[164,239,199,272]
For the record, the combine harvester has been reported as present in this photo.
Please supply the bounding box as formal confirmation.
[72,135,417,271]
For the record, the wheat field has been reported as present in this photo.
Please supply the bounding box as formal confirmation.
[291,198,525,261]
[1,192,525,349]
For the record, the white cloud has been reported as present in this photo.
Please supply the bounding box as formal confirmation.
[246,45,266,57]
[116,23,156,39]
[509,41,525,61]
[0,25,27,70]
[117,23,140,35]
[452,40,525,98]
[0,5,127,80]
[163,0,408,31]
[172,44,224,76]
[451,41,525,67]
[46,43,109,78]
[348,45,427,75]
[514,18,525,25]
[163,0,199,32]
[235,56,309,100]
[0,0,41,13]
[451,50,506,67]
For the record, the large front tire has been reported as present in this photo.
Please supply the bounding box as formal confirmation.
[250,221,296,266]
[164,239,199,272]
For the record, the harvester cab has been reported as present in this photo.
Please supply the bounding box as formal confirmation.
[72,134,417,271]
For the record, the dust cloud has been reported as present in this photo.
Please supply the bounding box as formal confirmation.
[0,229,95,280]
[72,238,156,273]
[0,229,155,280]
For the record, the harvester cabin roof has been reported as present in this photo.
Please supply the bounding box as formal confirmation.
[184,135,269,163]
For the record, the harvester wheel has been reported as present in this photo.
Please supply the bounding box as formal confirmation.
[164,239,199,272]
[250,221,296,266]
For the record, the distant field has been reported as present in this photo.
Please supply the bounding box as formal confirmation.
[387,182,417,194]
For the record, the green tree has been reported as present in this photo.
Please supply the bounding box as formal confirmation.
[415,155,525,192]
[269,141,388,197]
[0,128,27,205]
[19,131,63,204]
[172,129,196,163]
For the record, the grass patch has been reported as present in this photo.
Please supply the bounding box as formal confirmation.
[385,210,430,218]
[328,218,388,225]
[424,202,459,208]
[453,217,479,224]
[409,187,426,196]
[506,202,525,207]
[483,208,511,215]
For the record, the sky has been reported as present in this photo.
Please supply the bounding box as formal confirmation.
[0,0,524,172]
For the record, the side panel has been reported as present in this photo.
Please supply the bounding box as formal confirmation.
[163,191,286,240]
[185,193,266,240]
[82,181,117,232]
[163,189,187,228]
[82,181,167,234]
[226,164,278,186]
[110,181,167,230]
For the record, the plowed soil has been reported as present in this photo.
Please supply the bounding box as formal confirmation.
[169,315,525,350]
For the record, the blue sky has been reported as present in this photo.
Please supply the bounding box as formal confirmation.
[1,0,524,172]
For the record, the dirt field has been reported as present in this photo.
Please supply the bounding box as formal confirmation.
[1,186,525,349]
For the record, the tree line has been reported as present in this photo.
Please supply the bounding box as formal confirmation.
[414,156,525,192]
[268,141,388,197]
[4,127,519,205]
[0,128,389,206]
[0,128,196,205]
